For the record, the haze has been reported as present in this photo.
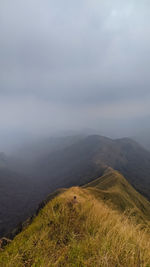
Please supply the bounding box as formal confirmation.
[1,0,150,151]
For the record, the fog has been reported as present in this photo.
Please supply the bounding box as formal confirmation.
[1,0,150,151]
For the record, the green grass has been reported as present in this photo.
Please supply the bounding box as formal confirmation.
[0,179,150,266]
[85,168,150,225]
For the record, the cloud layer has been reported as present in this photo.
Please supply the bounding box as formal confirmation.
[0,0,150,143]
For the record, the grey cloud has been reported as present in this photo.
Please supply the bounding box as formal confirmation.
[0,0,150,145]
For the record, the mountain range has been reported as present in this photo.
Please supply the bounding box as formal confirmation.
[0,134,150,238]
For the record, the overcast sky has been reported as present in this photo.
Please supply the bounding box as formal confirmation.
[0,0,150,149]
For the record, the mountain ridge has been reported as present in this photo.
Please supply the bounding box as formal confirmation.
[33,135,150,199]
[0,169,150,266]
[1,134,150,238]
[85,168,150,224]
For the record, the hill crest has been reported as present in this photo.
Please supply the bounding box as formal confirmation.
[0,172,150,266]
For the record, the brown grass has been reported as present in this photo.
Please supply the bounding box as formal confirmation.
[0,187,150,266]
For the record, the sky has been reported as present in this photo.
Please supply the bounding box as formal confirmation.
[0,0,150,150]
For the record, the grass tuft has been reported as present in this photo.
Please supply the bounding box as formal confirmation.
[0,185,150,266]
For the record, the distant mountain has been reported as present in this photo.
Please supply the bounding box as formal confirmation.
[133,131,150,151]
[1,169,150,266]
[34,135,150,200]
[9,135,84,175]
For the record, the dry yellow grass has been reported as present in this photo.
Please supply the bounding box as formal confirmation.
[0,186,150,266]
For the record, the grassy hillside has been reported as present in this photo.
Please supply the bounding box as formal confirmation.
[85,168,150,225]
[0,172,150,266]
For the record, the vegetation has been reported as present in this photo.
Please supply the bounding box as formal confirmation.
[85,168,150,225]
[0,170,150,266]
[1,134,150,238]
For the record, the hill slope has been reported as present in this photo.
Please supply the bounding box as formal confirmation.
[0,171,150,266]
[0,135,84,237]
[0,167,36,237]
[1,134,150,238]
[85,168,150,224]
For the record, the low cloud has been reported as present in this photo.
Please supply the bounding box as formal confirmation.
[0,0,150,146]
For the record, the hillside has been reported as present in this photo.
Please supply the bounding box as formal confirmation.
[1,134,150,238]
[0,153,52,238]
[0,171,150,266]
[0,168,41,237]
[85,168,150,224]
